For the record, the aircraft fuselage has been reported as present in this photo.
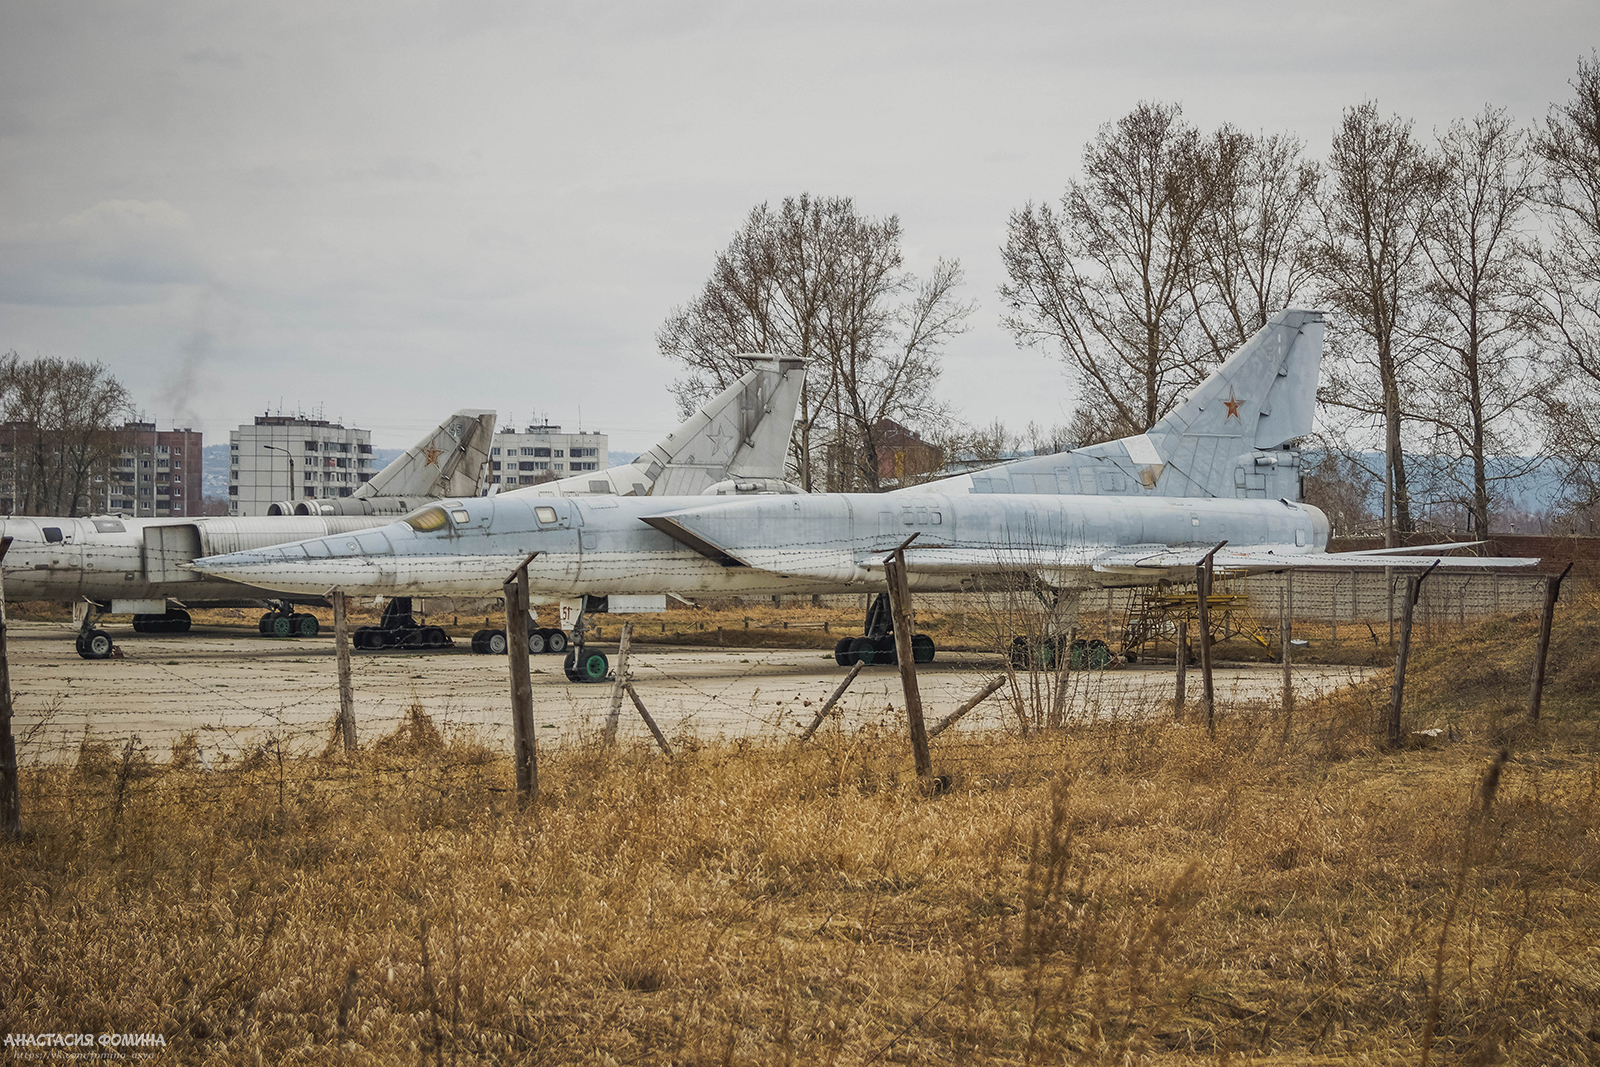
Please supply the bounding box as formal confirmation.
[191,491,1332,599]
[0,514,397,603]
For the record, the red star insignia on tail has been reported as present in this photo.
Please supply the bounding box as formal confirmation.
[422,445,443,466]
[1223,388,1243,421]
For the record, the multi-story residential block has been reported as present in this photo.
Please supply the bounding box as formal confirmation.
[487,423,607,489]
[106,423,204,517]
[0,420,202,517]
[228,414,374,517]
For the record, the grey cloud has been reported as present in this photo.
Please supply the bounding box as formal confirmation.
[0,200,211,307]
[181,46,244,68]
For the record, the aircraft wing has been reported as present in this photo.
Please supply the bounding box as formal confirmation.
[643,509,1538,583]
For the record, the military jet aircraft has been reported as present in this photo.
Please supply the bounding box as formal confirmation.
[191,310,1539,681]
[2,356,805,658]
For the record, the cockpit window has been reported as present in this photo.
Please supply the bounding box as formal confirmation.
[451,509,470,523]
[535,506,558,524]
[92,519,125,533]
[405,506,450,532]
[42,527,63,543]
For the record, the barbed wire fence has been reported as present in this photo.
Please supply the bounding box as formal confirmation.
[0,566,1587,833]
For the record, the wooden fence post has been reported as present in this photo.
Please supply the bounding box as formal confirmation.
[928,675,1008,738]
[1197,541,1226,736]
[0,537,20,838]
[603,621,634,745]
[884,541,932,780]
[332,590,357,753]
[1528,563,1573,721]
[623,682,673,758]
[1173,618,1187,719]
[503,558,539,803]
[799,661,864,742]
[1281,573,1294,733]
[1387,561,1440,747]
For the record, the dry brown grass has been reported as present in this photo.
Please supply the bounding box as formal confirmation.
[4,666,1599,1065]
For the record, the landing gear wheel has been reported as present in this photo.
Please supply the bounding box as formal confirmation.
[293,613,318,638]
[1010,635,1056,668]
[543,629,568,654]
[565,648,609,683]
[166,609,192,633]
[874,633,898,666]
[486,631,508,655]
[76,629,113,660]
[527,630,546,655]
[834,636,857,667]
[849,636,879,666]
[911,634,936,664]
[258,612,279,635]
[421,626,447,649]
[270,615,294,638]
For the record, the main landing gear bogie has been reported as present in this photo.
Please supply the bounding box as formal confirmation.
[351,597,452,653]
[469,625,568,656]
[355,625,449,651]
[832,593,937,668]
[258,609,320,638]
[1009,635,1115,670]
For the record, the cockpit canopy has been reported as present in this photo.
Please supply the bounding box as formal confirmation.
[405,505,450,532]
[403,502,473,532]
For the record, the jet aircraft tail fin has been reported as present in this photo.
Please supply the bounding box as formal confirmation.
[915,308,1324,501]
[646,355,806,495]
[501,355,806,499]
[357,409,497,501]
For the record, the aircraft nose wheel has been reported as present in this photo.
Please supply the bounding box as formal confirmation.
[564,648,609,683]
[75,629,114,660]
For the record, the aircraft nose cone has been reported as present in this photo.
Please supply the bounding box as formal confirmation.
[191,548,276,576]
[192,546,354,595]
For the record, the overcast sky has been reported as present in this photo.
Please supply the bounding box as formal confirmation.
[2,1,1596,452]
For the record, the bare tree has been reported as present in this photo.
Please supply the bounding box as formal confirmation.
[1302,451,1379,539]
[658,195,970,491]
[1414,107,1544,535]
[830,257,970,490]
[1313,102,1440,546]
[0,353,133,516]
[1000,101,1213,442]
[1533,52,1600,510]
[1187,127,1321,357]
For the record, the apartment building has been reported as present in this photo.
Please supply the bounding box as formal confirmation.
[229,414,375,516]
[487,423,607,489]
